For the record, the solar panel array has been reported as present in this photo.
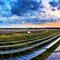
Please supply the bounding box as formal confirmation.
[55,45,60,52]
[46,52,60,60]
[0,32,60,60]
[46,45,60,60]
[0,34,59,55]
[1,36,60,60]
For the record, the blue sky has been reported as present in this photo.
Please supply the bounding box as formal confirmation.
[0,0,60,28]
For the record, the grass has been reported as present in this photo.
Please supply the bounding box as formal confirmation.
[0,30,58,42]
[0,31,58,45]
[0,33,59,51]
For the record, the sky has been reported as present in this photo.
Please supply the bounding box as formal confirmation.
[0,0,60,28]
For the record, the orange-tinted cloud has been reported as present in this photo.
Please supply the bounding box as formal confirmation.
[9,22,60,28]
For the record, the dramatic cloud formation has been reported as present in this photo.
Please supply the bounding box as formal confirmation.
[10,0,43,16]
[49,0,60,11]
[0,0,60,28]
[0,0,5,5]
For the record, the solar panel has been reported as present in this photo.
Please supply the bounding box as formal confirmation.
[0,35,59,54]
[0,33,58,46]
[46,52,60,60]
[44,37,60,49]
[55,45,60,52]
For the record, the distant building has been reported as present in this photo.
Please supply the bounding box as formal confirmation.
[3,33,4,35]
[47,30,48,32]
[27,31,31,34]
[55,29,56,31]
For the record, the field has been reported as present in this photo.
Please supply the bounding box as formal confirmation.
[0,29,60,60]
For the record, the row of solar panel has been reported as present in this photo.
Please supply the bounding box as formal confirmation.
[2,35,60,60]
[46,45,60,60]
[0,33,57,45]
[0,34,59,54]
[0,34,59,48]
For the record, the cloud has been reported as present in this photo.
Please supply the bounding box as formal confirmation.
[49,0,60,11]
[0,20,3,23]
[10,0,44,16]
[51,8,56,11]
[57,6,60,10]
[0,1,5,5]
[0,0,60,27]
[49,1,58,7]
